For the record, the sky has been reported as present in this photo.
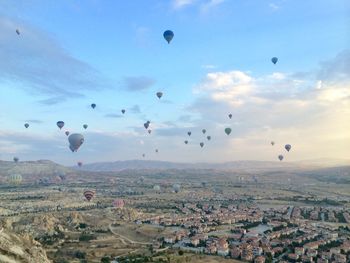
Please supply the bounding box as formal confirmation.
[0,0,349,165]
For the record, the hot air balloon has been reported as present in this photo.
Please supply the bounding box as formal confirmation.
[184,140,188,144]
[225,128,232,135]
[148,129,152,134]
[228,114,232,119]
[65,131,70,136]
[77,162,83,167]
[200,142,204,148]
[8,174,22,185]
[285,144,291,152]
[155,149,159,153]
[91,103,96,109]
[278,155,284,161]
[271,57,278,64]
[163,30,174,44]
[207,136,211,141]
[13,157,19,163]
[56,121,64,129]
[202,129,206,134]
[153,184,161,193]
[121,109,125,114]
[16,29,20,35]
[173,184,181,193]
[144,122,150,129]
[271,141,275,146]
[187,131,191,136]
[142,153,145,158]
[83,124,88,129]
[113,199,125,209]
[156,92,163,99]
[83,190,95,201]
[24,123,29,128]
[68,133,84,152]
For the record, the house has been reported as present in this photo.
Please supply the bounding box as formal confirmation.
[295,247,305,256]
[254,255,266,263]
[288,253,299,261]
[164,235,175,244]
[230,246,241,259]
[333,253,347,263]
[190,237,200,247]
[217,238,229,256]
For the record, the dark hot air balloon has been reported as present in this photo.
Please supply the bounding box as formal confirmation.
[65,131,70,136]
[285,144,291,152]
[163,30,174,44]
[271,57,278,64]
[91,103,96,109]
[225,128,232,135]
[200,142,204,148]
[278,155,284,161]
[68,133,84,152]
[56,121,64,129]
[24,123,29,128]
[156,92,163,99]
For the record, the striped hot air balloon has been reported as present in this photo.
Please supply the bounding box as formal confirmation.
[83,190,95,201]
[112,199,125,209]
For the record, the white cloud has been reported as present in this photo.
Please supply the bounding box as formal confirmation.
[173,0,196,9]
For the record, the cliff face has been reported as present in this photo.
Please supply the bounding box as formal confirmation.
[0,228,52,263]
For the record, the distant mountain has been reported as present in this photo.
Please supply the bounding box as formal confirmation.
[298,165,350,184]
[78,159,309,172]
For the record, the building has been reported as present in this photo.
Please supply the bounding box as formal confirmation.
[254,255,266,263]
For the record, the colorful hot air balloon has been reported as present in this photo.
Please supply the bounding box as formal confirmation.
[112,199,125,209]
[156,92,163,99]
[200,142,204,148]
[13,157,19,163]
[271,57,278,64]
[121,109,125,114]
[187,131,191,136]
[68,133,84,152]
[225,128,232,135]
[83,124,88,129]
[24,123,29,128]
[91,103,96,109]
[278,155,284,161]
[207,136,211,141]
[285,144,291,152]
[228,114,232,119]
[65,131,70,136]
[202,129,206,134]
[83,190,95,201]
[56,121,64,129]
[163,30,174,44]
[8,174,22,185]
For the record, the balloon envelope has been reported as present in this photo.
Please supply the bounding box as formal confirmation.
[202,129,206,134]
[207,136,211,140]
[56,121,64,129]
[200,142,204,148]
[278,155,284,161]
[163,30,174,44]
[16,29,20,35]
[13,157,19,163]
[225,128,232,135]
[83,124,88,129]
[113,199,125,208]
[121,109,125,114]
[144,122,150,129]
[184,140,188,144]
[187,131,191,136]
[24,123,29,128]
[77,162,83,167]
[271,57,278,64]
[91,103,96,109]
[83,190,95,201]
[228,114,232,119]
[156,92,163,99]
[285,144,291,152]
[68,133,84,152]
[271,141,275,146]
[65,131,70,136]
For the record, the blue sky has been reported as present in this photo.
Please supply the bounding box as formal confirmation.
[0,0,349,165]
